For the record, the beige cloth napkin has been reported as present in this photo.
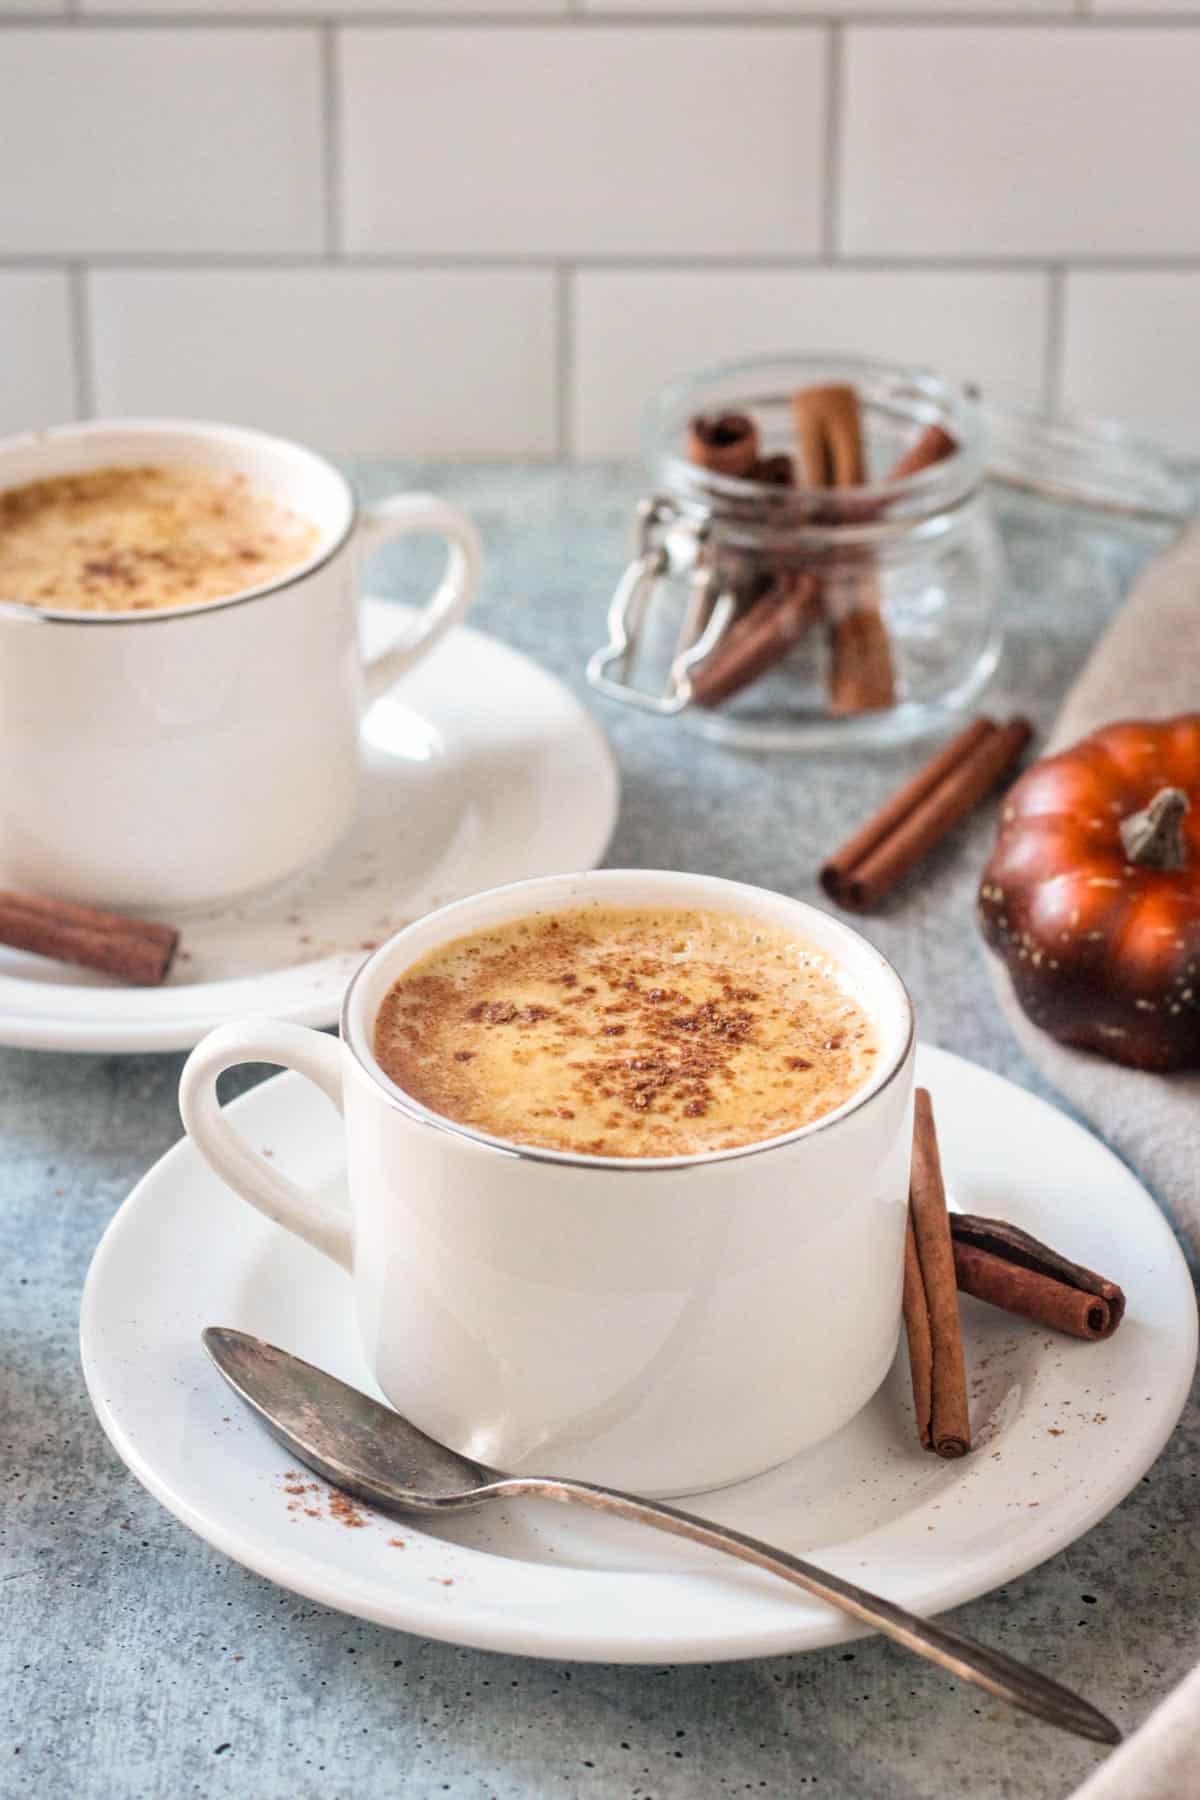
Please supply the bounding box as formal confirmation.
[1071,1663,1200,1800]
[981,525,1200,1800]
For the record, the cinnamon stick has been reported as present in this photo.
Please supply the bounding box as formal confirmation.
[793,385,868,488]
[821,714,1033,911]
[0,890,179,985]
[791,385,896,714]
[813,411,959,714]
[682,402,956,716]
[825,420,957,710]
[686,444,824,707]
[905,1088,971,1459]
[888,423,958,482]
[689,575,821,709]
[950,1214,1125,1342]
[686,413,760,479]
[752,453,796,488]
[821,715,996,896]
[827,604,897,718]
[902,1215,934,1455]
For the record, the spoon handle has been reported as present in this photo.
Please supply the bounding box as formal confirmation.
[488,1474,1119,1747]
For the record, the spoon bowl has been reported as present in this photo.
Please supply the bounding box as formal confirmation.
[205,1327,494,1512]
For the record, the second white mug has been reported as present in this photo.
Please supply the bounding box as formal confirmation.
[0,417,481,913]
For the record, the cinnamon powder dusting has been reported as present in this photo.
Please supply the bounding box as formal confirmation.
[0,465,318,612]
[373,906,877,1157]
[280,1472,367,1528]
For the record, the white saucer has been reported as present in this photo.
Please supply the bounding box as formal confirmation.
[0,601,618,1053]
[81,1044,1196,1664]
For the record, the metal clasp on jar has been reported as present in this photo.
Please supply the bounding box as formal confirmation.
[585,496,737,715]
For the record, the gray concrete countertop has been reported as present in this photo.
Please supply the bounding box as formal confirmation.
[4,466,1197,1800]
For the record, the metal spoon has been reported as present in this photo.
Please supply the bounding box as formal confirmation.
[203,1327,1120,1747]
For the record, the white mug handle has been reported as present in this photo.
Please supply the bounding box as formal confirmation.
[178,1019,353,1272]
[357,493,482,704]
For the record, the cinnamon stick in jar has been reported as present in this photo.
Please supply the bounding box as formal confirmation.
[888,423,958,482]
[904,1088,971,1459]
[688,575,821,709]
[686,446,821,710]
[686,413,760,480]
[752,453,796,488]
[800,403,961,716]
[793,385,868,489]
[791,385,896,715]
[827,605,897,719]
[826,418,958,715]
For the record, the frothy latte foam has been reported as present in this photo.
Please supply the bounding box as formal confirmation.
[0,464,320,613]
[373,906,879,1159]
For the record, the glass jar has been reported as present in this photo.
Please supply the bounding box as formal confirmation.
[587,353,1194,753]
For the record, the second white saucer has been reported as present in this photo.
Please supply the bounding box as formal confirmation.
[0,600,619,1053]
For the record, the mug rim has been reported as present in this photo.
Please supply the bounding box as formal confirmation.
[339,869,915,1172]
[0,416,357,628]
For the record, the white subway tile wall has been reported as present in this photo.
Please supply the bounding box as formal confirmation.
[339,28,824,255]
[841,28,1200,258]
[1062,273,1200,457]
[572,269,1049,457]
[0,14,1196,457]
[0,30,324,255]
[89,268,557,456]
[0,272,76,436]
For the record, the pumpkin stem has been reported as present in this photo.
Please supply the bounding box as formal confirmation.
[1119,786,1189,870]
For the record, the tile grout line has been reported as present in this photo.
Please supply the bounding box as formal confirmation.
[555,264,574,460]
[821,22,843,263]
[7,252,1200,273]
[67,261,95,419]
[6,13,1200,28]
[1043,264,1067,412]
[321,22,342,258]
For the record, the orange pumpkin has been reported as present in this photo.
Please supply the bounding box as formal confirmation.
[978,715,1200,1071]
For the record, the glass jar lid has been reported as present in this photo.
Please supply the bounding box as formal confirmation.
[978,395,1196,530]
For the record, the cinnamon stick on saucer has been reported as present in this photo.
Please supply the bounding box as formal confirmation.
[904,1088,971,1459]
[0,890,179,985]
[950,1215,1126,1342]
[821,714,1033,912]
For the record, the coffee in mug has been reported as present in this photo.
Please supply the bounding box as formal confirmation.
[374,906,877,1158]
[0,465,319,613]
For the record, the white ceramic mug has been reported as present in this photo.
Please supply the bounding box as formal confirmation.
[179,870,915,1496]
[0,418,481,912]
